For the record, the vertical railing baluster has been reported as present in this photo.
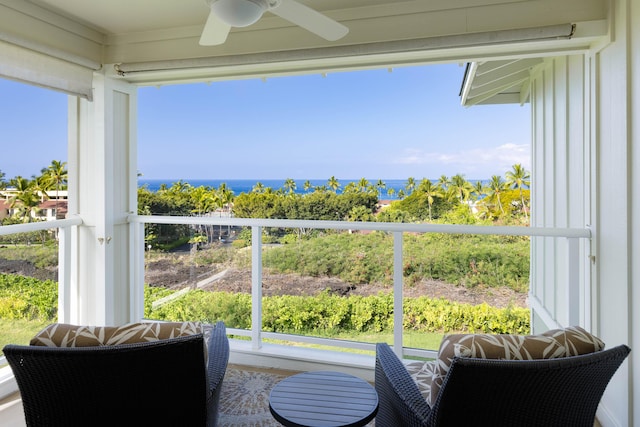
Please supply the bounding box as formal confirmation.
[131,222,145,321]
[393,231,403,358]
[566,237,580,325]
[57,225,72,323]
[252,226,263,350]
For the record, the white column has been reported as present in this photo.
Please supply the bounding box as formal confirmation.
[66,70,138,326]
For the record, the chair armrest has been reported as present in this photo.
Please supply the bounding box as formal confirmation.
[205,321,230,427]
[375,343,431,426]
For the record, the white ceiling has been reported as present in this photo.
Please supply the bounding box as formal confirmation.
[3,0,610,103]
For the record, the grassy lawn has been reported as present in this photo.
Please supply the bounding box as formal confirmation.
[1,318,444,368]
[261,329,444,358]
[0,319,50,366]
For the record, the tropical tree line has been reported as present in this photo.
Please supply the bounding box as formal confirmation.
[0,160,68,225]
[2,161,531,245]
[135,164,529,248]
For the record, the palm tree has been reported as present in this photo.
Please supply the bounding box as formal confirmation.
[32,174,53,202]
[471,180,487,215]
[437,175,450,191]
[8,176,40,222]
[472,180,486,200]
[505,163,531,218]
[0,169,6,190]
[283,178,297,195]
[303,180,312,192]
[436,175,451,200]
[418,179,442,221]
[169,180,192,194]
[357,177,371,193]
[216,183,234,237]
[190,186,216,216]
[252,182,265,193]
[44,160,68,196]
[487,175,507,215]
[386,187,396,198]
[43,160,67,219]
[449,174,474,206]
[375,179,386,199]
[217,183,234,212]
[405,177,416,195]
[327,176,341,193]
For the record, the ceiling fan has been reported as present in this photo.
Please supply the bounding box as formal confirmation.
[199,0,349,46]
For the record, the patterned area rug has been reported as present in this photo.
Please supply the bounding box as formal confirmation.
[218,367,289,427]
[218,366,376,427]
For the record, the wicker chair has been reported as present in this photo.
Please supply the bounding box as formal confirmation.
[3,320,229,427]
[375,342,630,427]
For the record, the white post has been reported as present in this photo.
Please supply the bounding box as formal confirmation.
[67,71,138,325]
[130,221,145,321]
[252,226,263,350]
[566,237,580,326]
[57,224,73,323]
[393,231,403,359]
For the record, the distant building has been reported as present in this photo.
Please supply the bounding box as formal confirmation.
[0,199,10,221]
[0,189,68,222]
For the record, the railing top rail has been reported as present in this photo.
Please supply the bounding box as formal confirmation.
[129,214,591,239]
[0,215,83,236]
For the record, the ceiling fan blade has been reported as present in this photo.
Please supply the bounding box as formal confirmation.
[199,10,231,46]
[270,0,348,41]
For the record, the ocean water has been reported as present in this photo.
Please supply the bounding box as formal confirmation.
[139,178,416,200]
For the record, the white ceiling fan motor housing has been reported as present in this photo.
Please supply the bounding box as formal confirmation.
[209,0,269,27]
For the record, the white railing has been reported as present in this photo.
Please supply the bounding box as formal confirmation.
[130,215,591,359]
[0,216,82,236]
[0,215,592,361]
[0,216,83,372]
[0,215,592,393]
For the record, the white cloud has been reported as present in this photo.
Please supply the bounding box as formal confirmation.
[394,143,530,177]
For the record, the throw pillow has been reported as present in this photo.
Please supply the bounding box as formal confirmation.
[30,321,204,347]
[427,326,604,407]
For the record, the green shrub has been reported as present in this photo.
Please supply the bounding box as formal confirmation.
[262,232,529,292]
[0,274,57,320]
[145,287,530,336]
[0,272,530,346]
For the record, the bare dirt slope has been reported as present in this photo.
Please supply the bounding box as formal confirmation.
[0,256,527,309]
[144,257,527,308]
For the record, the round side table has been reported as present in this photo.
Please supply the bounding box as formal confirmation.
[269,370,378,427]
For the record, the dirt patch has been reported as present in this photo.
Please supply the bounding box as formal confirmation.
[1,255,527,309]
[0,258,58,282]
[145,256,527,309]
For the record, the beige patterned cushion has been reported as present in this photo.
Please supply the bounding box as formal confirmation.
[425,326,605,407]
[31,321,204,347]
[405,360,437,404]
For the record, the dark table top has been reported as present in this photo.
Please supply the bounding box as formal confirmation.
[269,370,379,427]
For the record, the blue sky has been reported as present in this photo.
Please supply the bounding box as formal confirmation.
[1,63,530,182]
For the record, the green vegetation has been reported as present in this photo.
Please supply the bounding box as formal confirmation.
[0,245,58,268]
[1,162,533,356]
[261,232,529,292]
[0,275,530,356]
[0,274,58,320]
[0,274,58,354]
[115,276,523,339]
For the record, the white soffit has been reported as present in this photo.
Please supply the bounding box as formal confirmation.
[111,23,593,86]
[460,58,545,107]
[460,20,608,106]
